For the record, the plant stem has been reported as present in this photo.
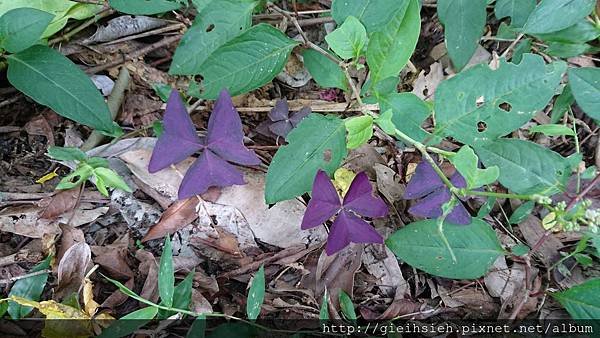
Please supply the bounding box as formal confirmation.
[462,189,534,201]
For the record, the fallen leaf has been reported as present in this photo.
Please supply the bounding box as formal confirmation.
[363,246,409,298]
[136,249,159,304]
[56,242,91,300]
[519,215,561,267]
[142,197,200,242]
[315,244,362,309]
[100,278,135,309]
[374,163,404,203]
[57,224,85,263]
[83,15,168,44]
[24,115,54,146]
[412,62,444,100]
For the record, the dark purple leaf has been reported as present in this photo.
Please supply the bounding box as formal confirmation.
[302,170,388,255]
[404,160,472,225]
[343,172,388,218]
[301,170,341,230]
[326,210,383,255]
[268,99,289,121]
[258,99,312,138]
[148,90,203,173]
[148,89,260,199]
[289,107,311,126]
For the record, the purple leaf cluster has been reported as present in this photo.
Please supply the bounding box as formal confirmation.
[256,99,311,138]
[302,170,388,255]
[148,89,260,199]
[404,161,471,225]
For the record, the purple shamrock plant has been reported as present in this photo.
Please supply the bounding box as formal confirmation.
[148,89,261,199]
[301,170,388,255]
[256,99,311,139]
[404,161,471,225]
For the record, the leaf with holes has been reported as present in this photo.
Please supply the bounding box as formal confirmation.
[434,54,566,145]
[366,0,420,85]
[7,45,121,136]
[195,24,298,99]
[569,67,600,121]
[474,139,571,195]
[169,0,256,75]
[109,0,185,15]
[265,114,347,204]
[523,0,596,35]
[437,0,487,71]
[386,218,505,279]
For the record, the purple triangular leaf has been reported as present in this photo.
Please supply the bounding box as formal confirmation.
[205,89,260,165]
[178,150,245,199]
[408,187,450,219]
[289,107,312,126]
[446,203,471,225]
[450,171,467,188]
[325,210,383,255]
[343,172,388,218]
[301,170,341,230]
[268,99,289,121]
[268,120,293,138]
[148,90,203,173]
[403,161,445,199]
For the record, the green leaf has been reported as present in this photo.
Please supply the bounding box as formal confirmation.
[529,124,576,137]
[56,164,93,190]
[331,0,410,34]
[523,0,596,34]
[386,218,504,279]
[0,8,53,53]
[325,16,367,60]
[552,85,574,123]
[319,291,329,320]
[374,109,396,135]
[196,23,298,99]
[494,0,536,28]
[93,167,132,194]
[545,42,595,58]
[477,196,496,218]
[169,0,256,75]
[186,315,206,338]
[450,145,499,189]
[0,1,99,39]
[345,116,373,149]
[508,201,535,224]
[553,279,600,319]
[574,253,593,266]
[434,54,566,145]
[569,67,600,120]
[265,114,347,203]
[47,146,87,162]
[152,83,172,102]
[109,0,184,15]
[302,49,347,90]
[8,256,51,319]
[474,139,571,195]
[437,0,487,71]
[378,93,439,144]
[98,306,158,338]
[246,265,265,320]
[511,38,531,63]
[173,272,194,311]
[366,0,420,85]
[535,21,600,44]
[338,290,356,321]
[158,236,174,307]
[7,45,120,136]
[511,244,530,256]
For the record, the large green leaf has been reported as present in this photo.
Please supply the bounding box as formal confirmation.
[302,49,347,90]
[434,54,565,145]
[265,114,347,204]
[378,92,439,144]
[8,256,51,319]
[0,8,54,53]
[331,0,410,34]
[366,0,419,85]
[553,279,600,319]
[523,0,596,34]
[569,67,600,120]
[246,265,265,320]
[325,16,367,60]
[474,139,571,195]
[535,21,600,44]
[196,24,298,99]
[98,306,158,338]
[386,218,504,279]
[169,0,256,75]
[7,45,120,136]
[437,0,487,71]
[494,0,536,28]
[109,0,184,15]
[0,0,99,38]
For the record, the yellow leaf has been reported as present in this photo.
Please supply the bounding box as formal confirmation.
[332,168,356,197]
[83,278,99,317]
[542,212,557,230]
[36,169,59,184]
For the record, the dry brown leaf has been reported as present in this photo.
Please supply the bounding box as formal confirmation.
[315,244,362,309]
[57,224,85,263]
[136,249,159,304]
[83,277,100,316]
[363,246,409,298]
[56,242,91,300]
[24,115,54,146]
[519,215,561,267]
[92,234,134,279]
[40,187,80,219]
[100,278,135,309]
[412,62,444,100]
[142,197,200,242]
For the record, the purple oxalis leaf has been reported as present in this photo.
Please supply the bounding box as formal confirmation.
[404,161,471,225]
[301,170,388,255]
[148,89,260,199]
[257,99,312,138]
